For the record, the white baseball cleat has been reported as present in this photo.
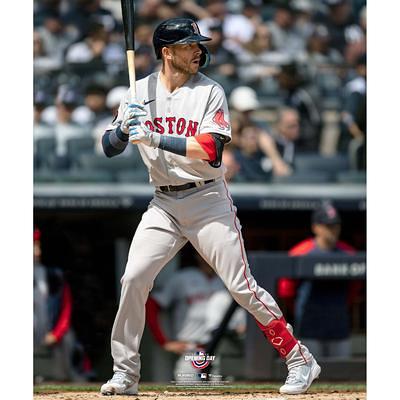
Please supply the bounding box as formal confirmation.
[100,371,138,396]
[279,357,321,395]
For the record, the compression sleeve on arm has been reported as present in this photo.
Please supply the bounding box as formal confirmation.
[158,135,187,156]
[102,125,129,158]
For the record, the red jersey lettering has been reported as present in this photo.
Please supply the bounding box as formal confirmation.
[166,117,176,134]
[176,118,186,135]
[153,117,164,134]
[186,120,198,137]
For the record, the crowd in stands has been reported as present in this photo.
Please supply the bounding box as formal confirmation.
[34,0,367,184]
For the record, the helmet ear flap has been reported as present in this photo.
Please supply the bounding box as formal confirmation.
[199,44,210,68]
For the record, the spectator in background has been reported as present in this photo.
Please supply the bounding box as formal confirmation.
[135,45,158,79]
[92,85,130,155]
[229,86,269,131]
[73,83,110,126]
[198,0,257,56]
[266,2,306,58]
[315,0,362,55]
[63,0,118,39]
[258,107,300,178]
[233,125,272,182]
[343,4,366,67]
[135,22,156,49]
[292,0,316,41]
[201,20,238,85]
[304,24,343,77]
[34,89,54,142]
[278,203,361,359]
[53,86,91,161]
[276,61,322,152]
[34,11,78,73]
[137,0,207,24]
[34,0,65,26]
[236,24,283,84]
[65,20,124,74]
[341,53,366,169]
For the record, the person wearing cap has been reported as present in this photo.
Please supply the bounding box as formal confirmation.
[278,203,361,359]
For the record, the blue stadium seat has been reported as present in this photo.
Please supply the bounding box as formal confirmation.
[34,169,59,183]
[294,153,349,174]
[58,170,114,183]
[66,136,95,165]
[336,170,366,184]
[116,170,149,183]
[34,137,56,168]
[272,171,333,184]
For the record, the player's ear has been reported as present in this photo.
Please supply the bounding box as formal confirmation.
[162,46,172,60]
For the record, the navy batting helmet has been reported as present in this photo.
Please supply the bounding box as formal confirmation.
[153,18,211,68]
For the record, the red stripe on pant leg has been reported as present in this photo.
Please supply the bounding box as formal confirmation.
[222,179,279,320]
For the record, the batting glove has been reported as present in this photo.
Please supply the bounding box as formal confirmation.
[129,121,160,148]
[120,102,148,134]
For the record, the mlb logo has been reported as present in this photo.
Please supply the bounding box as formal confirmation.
[200,373,207,379]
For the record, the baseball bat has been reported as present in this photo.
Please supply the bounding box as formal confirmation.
[121,0,136,101]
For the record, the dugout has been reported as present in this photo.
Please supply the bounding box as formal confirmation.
[34,182,366,382]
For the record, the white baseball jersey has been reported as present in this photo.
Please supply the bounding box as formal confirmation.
[152,267,224,343]
[106,71,232,186]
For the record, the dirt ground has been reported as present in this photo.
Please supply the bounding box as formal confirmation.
[34,390,366,400]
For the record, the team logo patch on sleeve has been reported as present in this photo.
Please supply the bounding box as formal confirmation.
[213,109,230,130]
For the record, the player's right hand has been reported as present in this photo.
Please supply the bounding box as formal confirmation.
[121,102,148,134]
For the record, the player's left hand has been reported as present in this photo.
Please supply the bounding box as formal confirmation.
[129,121,159,147]
[121,102,148,134]
[44,332,57,346]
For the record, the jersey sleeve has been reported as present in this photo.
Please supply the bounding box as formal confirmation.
[199,85,232,142]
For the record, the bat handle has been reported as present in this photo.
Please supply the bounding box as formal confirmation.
[126,49,136,102]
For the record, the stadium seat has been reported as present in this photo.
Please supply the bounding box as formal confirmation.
[294,153,349,174]
[34,169,59,183]
[66,136,95,165]
[272,171,333,184]
[336,170,366,184]
[77,153,143,181]
[57,170,114,183]
[34,137,56,168]
[116,169,149,183]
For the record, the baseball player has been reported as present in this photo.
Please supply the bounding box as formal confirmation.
[100,18,320,396]
[146,252,247,381]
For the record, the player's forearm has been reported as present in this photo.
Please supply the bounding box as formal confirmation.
[102,126,129,157]
[143,133,212,161]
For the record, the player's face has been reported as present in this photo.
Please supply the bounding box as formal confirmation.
[168,43,202,75]
[313,223,341,248]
